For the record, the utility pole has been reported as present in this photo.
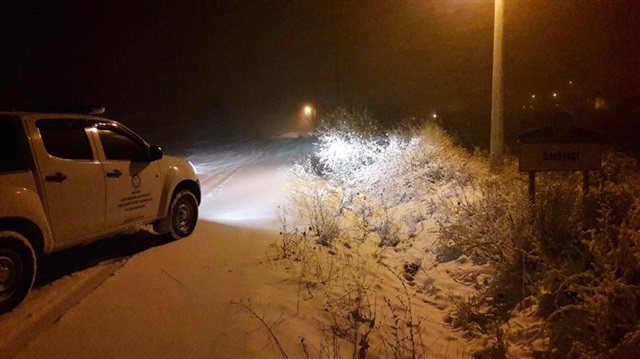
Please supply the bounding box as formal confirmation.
[335,4,344,107]
[490,0,505,167]
[335,43,340,106]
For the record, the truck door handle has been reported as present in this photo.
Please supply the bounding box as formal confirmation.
[45,172,67,183]
[106,169,123,178]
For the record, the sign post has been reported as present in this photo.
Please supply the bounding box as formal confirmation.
[518,112,602,203]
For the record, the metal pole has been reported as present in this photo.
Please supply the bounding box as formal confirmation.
[582,170,589,195]
[529,172,536,204]
[490,0,505,167]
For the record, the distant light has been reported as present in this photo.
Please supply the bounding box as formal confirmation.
[552,92,558,98]
[531,94,536,99]
[304,105,313,116]
[569,81,573,85]
[432,113,438,119]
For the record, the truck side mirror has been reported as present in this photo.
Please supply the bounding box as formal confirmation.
[149,145,163,161]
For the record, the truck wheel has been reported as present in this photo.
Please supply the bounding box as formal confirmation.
[166,189,199,240]
[0,231,36,313]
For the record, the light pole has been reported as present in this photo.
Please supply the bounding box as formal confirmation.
[303,105,317,133]
[490,0,505,167]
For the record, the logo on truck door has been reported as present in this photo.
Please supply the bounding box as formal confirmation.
[131,174,141,189]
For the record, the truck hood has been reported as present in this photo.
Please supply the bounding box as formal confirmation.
[158,155,198,181]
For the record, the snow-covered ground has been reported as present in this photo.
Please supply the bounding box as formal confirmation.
[10,165,293,358]
[0,136,487,358]
[0,138,314,358]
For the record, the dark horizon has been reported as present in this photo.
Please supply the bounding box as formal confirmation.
[1,0,639,143]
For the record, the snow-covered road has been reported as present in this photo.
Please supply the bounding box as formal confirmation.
[0,137,313,359]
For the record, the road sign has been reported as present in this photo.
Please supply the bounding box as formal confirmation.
[518,116,602,172]
[519,142,601,172]
[518,112,602,203]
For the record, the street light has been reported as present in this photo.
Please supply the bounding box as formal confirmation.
[304,105,313,116]
[490,0,505,167]
[302,104,317,133]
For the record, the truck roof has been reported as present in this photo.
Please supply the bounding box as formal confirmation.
[0,105,106,116]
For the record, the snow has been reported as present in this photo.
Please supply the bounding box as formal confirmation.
[199,163,291,228]
[0,137,510,358]
[8,151,296,358]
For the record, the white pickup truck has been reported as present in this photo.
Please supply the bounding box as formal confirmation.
[0,108,200,312]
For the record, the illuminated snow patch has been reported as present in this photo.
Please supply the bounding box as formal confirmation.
[197,164,290,230]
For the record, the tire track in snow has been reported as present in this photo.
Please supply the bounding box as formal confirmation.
[0,260,125,359]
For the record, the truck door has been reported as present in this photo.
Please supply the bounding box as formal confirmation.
[93,125,162,229]
[34,119,106,244]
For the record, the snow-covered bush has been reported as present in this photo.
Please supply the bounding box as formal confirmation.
[313,107,479,210]
[312,107,390,203]
[288,162,345,247]
[538,155,640,357]
[294,107,483,252]
[437,150,640,357]
[286,106,640,356]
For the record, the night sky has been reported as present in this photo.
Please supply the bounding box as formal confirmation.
[1,0,639,143]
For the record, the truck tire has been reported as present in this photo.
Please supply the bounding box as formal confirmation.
[165,189,199,241]
[0,231,36,313]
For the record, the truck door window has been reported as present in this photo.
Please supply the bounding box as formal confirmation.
[0,116,32,172]
[36,119,94,160]
[97,128,148,161]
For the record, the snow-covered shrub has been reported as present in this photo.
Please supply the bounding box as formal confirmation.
[322,266,377,358]
[307,108,481,250]
[401,122,482,187]
[314,108,479,210]
[288,158,347,247]
[312,107,388,201]
[437,150,640,357]
[436,159,540,329]
[293,185,343,247]
[538,156,640,357]
[287,106,640,356]
[372,208,402,247]
[272,206,307,261]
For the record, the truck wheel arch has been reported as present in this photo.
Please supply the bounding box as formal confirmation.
[0,218,45,256]
[161,178,201,214]
[173,180,201,205]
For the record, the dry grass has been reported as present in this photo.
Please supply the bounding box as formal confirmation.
[264,108,640,357]
[436,151,640,357]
